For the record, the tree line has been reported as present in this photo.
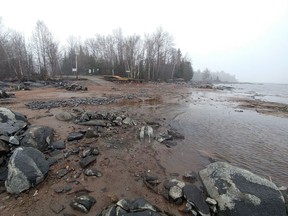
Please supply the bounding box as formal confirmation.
[0,19,193,82]
[193,69,238,83]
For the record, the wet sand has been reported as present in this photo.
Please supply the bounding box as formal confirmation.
[0,77,287,215]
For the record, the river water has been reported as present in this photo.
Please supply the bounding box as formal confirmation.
[158,84,288,187]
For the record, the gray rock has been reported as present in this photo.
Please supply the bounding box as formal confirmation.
[78,119,107,127]
[117,198,158,212]
[156,132,172,143]
[139,126,154,143]
[0,166,8,181]
[0,140,9,153]
[183,171,198,183]
[9,136,19,145]
[169,185,183,200]
[206,197,217,205]
[113,116,122,126]
[70,195,96,213]
[0,156,4,166]
[0,107,28,136]
[0,135,9,142]
[91,147,99,156]
[199,162,286,216]
[57,168,69,178]
[84,168,102,177]
[183,185,210,216]
[51,140,66,149]
[143,172,161,186]
[82,148,92,157]
[20,126,54,151]
[79,155,97,168]
[0,89,10,98]
[67,132,84,142]
[0,107,28,123]
[84,128,99,138]
[122,117,133,125]
[5,147,49,194]
[162,140,177,148]
[98,198,167,216]
[167,129,185,139]
[55,111,73,121]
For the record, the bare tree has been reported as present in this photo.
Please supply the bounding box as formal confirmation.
[32,20,60,77]
[124,34,141,78]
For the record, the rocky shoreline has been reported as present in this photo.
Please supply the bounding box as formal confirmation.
[0,77,287,215]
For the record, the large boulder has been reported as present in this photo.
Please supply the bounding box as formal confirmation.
[98,198,167,216]
[5,147,49,194]
[0,107,28,136]
[199,162,286,216]
[20,125,54,151]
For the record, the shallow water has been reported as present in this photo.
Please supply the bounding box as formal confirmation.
[226,83,288,104]
[159,91,288,186]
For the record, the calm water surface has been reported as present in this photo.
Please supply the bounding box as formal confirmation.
[160,88,288,186]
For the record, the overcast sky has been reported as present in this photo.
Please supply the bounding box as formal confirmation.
[1,0,288,83]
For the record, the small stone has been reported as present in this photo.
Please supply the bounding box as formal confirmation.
[169,185,183,200]
[84,168,102,177]
[95,126,105,133]
[91,147,99,156]
[71,147,80,154]
[206,197,217,205]
[82,148,91,157]
[84,128,99,138]
[55,111,73,121]
[63,185,72,192]
[122,117,133,125]
[70,195,96,213]
[9,136,19,145]
[79,156,97,168]
[167,129,185,139]
[54,187,64,193]
[57,168,69,178]
[0,140,9,153]
[183,171,197,183]
[67,132,84,142]
[51,141,66,149]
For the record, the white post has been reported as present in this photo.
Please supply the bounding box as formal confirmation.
[75,54,78,79]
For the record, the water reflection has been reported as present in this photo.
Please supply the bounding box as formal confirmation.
[161,93,288,186]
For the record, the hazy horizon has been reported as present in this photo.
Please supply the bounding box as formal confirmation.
[1,0,288,84]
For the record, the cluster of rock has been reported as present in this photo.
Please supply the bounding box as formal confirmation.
[98,198,168,216]
[142,171,215,216]
[25,94,141,110]
[63,82,88,91]
[25,97,115,110]
[155,129,185,148]
[141,161,288,216]
[1,106,287,215]
[0,89,13,99]
[0,107,53,194]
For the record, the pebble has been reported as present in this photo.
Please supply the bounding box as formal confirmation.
[206,197,217,205]
[79,155,97,168]
[84,168,102,177]
[70,195,96,213]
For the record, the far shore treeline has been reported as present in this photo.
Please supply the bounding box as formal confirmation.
[0,20,193,81]
[0,19,236,83]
